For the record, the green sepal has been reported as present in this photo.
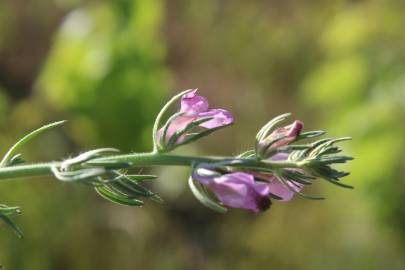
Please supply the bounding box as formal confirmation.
[153,89,195,151]
[238,150,256,158]
[258,134,289,158]
[256,113,291,143]
[159,113,232,152]
[158,111,184,151]
[295,130,326,141]
[275,175,325,200]
[176,122,232,148]
[165,116,214,150]
[188,176,227,213]
[280,170,315,185]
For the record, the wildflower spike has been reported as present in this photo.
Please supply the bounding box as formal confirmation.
[0,90,354,237]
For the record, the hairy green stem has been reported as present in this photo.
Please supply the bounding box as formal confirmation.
[0,152,301,181]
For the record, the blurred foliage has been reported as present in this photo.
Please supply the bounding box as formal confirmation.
[300,0,405,239]
[0,0,405,269]
[37,0,170,150]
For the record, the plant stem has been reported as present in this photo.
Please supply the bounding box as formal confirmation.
[92,152,225,165]
[0,163,57,180]
[0,152,301,181]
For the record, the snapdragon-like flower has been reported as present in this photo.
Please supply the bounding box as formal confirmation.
[0,90,353,237]
[193,170,272,213]
[191,153,304,212]
[157,89,233,151]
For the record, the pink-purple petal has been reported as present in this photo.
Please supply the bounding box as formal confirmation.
[180,89,209,115]
[159,89,234,150]
[268,177,302,202]
[265,120,303,148]
[158,115,195,143]
[198,109,234,129]
[195,172,271,213]
[258,121,304,154]
[265,153,304,201]
[269,152,289,161]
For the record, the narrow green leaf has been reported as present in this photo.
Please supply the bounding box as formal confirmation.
[1,120,66,167]
[126,175,158,181]
[321,176,354,189]
[95,186,144,206]
[8,154,25,166]
[0,205,20,216]
[149,194,164,204]
[0,215,23,238]
[113,179,155,198]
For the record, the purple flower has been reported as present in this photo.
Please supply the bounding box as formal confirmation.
[158,89,233,146]
[193,153,303,212]
[194,171,272,213]
[258,120,303,154]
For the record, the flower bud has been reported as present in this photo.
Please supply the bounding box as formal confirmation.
[257,120,303,158]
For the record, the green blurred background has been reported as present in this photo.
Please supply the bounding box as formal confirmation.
[1,0,405,269]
